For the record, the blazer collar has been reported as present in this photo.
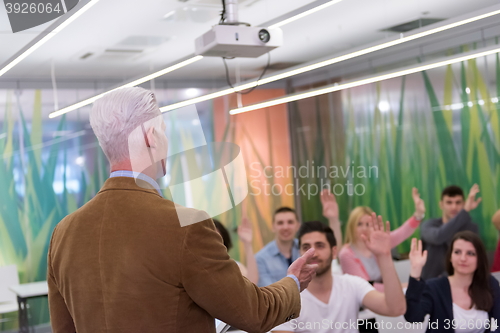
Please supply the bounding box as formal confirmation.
[97,177,163,198]
[441,276,454,320]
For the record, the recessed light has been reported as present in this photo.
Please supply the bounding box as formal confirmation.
[378,101,390,112]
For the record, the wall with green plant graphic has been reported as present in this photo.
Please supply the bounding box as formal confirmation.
[0,89,219,330]
[0,90,110,330]
[1,51,499,330]
[289,54,500,254]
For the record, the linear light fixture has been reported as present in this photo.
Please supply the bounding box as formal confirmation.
[48,0,342,117]
[228,45,500,115]
[268,0,343,29]
[159,5,500,113]
[48,55,203,118]
[0,0,100,77]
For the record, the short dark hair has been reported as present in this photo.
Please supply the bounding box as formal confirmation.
[213,219,232,251]
[446,231,493,311]
[297,221,337,248]
[441,185,465,200]
[273,207,298,222]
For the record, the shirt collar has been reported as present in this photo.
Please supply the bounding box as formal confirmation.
[110,170,163,197]
[270,239,299,257]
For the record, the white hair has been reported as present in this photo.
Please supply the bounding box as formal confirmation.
[90,87,162,164]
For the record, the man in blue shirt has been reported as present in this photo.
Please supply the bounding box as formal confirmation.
[256,190,342,287]
[256,207,301,287]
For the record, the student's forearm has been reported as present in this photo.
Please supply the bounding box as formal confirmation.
[378,254,406,315]
[328,217,342,249]
[422,210,472,244]
[244,243,259,285]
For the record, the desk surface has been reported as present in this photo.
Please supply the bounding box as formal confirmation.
[9,281,48,298]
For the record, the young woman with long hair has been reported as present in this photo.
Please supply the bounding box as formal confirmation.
[338,188,425,291]
[405,231,500,332]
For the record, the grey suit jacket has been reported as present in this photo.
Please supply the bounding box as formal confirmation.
[420,209,478,279]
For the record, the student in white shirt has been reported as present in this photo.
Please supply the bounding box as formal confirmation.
[272,214,406,333]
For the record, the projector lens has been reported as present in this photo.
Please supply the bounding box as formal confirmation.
[258,29,271,43]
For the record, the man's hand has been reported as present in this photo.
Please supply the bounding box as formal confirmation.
[287,248,318,292]
[360,213,391,257]
[464,184,482,212]
[320,189,339,220]
[237,217,253,245]
[412,187,426,220]
[409,238,427,279]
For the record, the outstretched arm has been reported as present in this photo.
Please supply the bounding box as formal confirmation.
[237,217,259,285]
[390,188,425,247]
[338,246,370,279]
[321,189,342,249]
[421,184,481,245]
[361,214,406,316]
[404,238,434,322]
[182,218,301,333]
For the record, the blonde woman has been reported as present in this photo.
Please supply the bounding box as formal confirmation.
[338,188,425,291]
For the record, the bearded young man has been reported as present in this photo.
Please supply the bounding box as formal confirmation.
[272,216,406,333]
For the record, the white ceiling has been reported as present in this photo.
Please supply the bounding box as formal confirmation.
[0,0,498,84]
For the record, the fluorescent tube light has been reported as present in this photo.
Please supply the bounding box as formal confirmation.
[48,55,203,118]
[268,0,343,29]
[229,45,500,115]
[164,10,176,19]
[0,0,100,77]
[49,0,341,117]
[159,6,500,113]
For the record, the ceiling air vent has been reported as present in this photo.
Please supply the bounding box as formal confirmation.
[96,49,144,61]
[117,35,170,48]
[383,18,444,33]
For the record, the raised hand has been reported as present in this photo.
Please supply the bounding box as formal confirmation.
[409,238,427,279]
[412,187,426,220]
[237,217,253,245]
[360,213,391,257]
[464,184,482,212]
[320,189,339,220]
[287,248,318,292]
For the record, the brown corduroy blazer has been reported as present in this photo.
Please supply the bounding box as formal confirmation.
[47,177,300,333]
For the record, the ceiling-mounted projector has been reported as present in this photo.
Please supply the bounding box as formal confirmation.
[195,25,283,58]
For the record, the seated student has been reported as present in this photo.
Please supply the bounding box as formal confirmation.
[255,207,301,287]
[272,216,406,333]
[420,184,481,279]
[405,232,500,332]
[256,194,342,287]
[338,188,425,291]
[213,218,259,284]
[491,210,500,272]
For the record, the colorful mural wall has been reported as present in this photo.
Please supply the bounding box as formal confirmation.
[0,90,109,328]
[1,50,499,330]
[290,53,500,253]
[212,89,294,263]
